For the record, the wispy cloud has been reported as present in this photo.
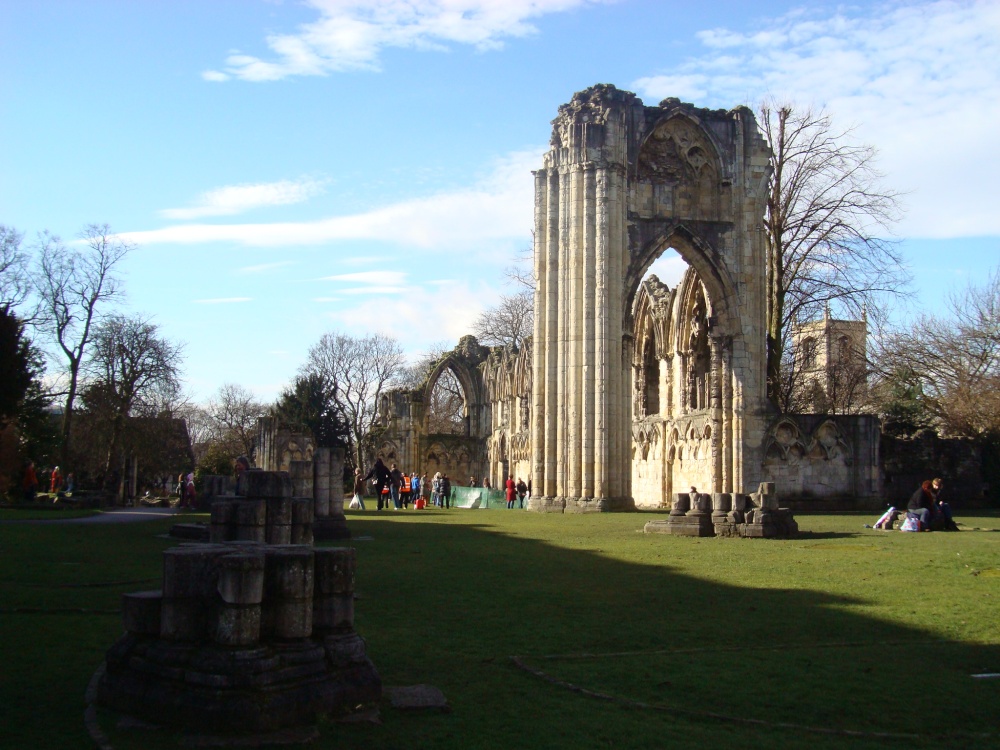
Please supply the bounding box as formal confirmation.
[203,0,599,82]
[328,280,485,343]
[124,148,541,250]
[632,0,1000,239]
[239,261,297,274]
[161,177,327,220]
[321,270,407,285]
[194,297,254,304]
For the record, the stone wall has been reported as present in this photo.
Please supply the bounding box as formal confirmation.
[761,414,882,510]
[881,430,989,508]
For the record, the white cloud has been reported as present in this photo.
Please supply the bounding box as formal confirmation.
[194,297,254,304]
[632,0,1000,239]
[328,280,486,345]
[161,177,327,219]
[321,270,408,285]
[124,148,541,250]
[239,261,296,273]
[203,0,598,81]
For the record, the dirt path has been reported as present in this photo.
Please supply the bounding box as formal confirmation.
[0,507,181,524]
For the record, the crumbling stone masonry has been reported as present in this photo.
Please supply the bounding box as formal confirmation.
[530,85,773,512]
[97,471,380,734]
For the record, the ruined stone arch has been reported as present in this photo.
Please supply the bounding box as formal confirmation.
[763,418,807,463]
[530,84,771,511]
[624,227,737,339]
[808,419,851,463]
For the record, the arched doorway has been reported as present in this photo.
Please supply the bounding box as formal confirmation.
[529,85,772,512]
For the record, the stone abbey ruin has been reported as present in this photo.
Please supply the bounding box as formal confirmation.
[93,83,983,737]
[379,84,889,521]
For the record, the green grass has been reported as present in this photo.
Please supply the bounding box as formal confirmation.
[1,509,998,749]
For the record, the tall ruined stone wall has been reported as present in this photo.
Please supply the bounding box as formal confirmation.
[377,336,491,484]
[530,85,773,512]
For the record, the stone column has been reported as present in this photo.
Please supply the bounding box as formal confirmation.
[314,447,331,518]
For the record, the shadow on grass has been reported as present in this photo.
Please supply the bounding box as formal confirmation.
[334,514,1000,750]
[2,512,998,750]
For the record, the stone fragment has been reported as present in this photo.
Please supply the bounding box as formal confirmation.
[386,684,450,712]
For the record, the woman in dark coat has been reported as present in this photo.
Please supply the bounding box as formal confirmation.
[907,480,935,530]
[363,458,392,511]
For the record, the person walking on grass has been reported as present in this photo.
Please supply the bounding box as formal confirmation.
[506,475,516,509]
[350,467,366,510]
[516,477,527,509]
[441,474,451,509]
[363,458,392,511]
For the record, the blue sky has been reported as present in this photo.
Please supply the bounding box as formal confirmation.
[3,0,998,403]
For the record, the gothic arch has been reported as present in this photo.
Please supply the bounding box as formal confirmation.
[624,226,738,338]
[530,84,772,510]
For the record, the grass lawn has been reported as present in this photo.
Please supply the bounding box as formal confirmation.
[1,508,998,749]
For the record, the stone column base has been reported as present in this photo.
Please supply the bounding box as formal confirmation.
[314,515,351,540]
[563,496,636,513]
[527,496,566,513]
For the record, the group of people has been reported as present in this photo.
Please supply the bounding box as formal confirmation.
[874,477,959,531]
[354,459,454,511]
[352,459,532,511]
[905,477,959,531]
[504,475,529,509]
[20,461,75,502]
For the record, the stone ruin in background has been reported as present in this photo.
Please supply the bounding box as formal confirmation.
[644,482,798,538]
[97,471,380,735]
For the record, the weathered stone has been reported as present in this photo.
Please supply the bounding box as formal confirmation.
[386,684,449,712]
[314,548,355,595]
[266,523,292,545]
[313,595,354,632]
[217,552,265,605]
[213,603,261,646]
[122,590,162,635]
[235,524,266,543]
[291,523,313,546]
[291,497,313,525]
[264,547,314,599]
[160,597,206,642]
[236,499,266,526]
[267,497,293,526]
[162,546,221,599]
[238,470,293,500]
[270,598,313,640]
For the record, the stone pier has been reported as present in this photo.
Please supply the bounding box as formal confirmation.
[97,470,380,735]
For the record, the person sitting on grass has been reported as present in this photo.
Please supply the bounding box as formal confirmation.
[907,480,935,530]
[930,477,959,531]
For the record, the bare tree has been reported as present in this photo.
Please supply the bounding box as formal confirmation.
[760,103,906,406]
[35,224,134,464]
[303,331,404,470]
[471,290,533,349]
[86,314,183,490]
[425,367,467,434]
[0,225,31,316]
[875,269,1000,439]
[207,383,267,462]
[397,341,452,389]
